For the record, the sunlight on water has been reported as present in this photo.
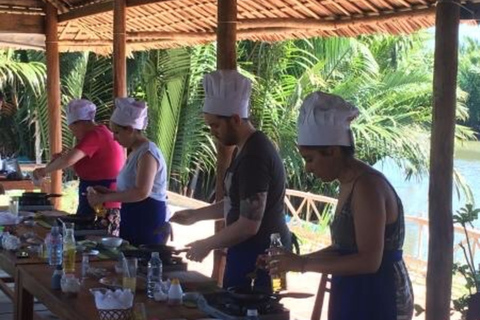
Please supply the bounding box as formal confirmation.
[374,141,480,262]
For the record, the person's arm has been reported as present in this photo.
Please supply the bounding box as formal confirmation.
[186,155,268,262]
[303,246,339,258]
[35,129,101,178]
[44,148,86,174]
[102,151,157,203]
[186,191,267,262]
[169,201,224,225]
[270,174,387,276]
[205,191,266,248]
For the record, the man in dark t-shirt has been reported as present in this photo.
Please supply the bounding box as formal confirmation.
[170,70,291,291]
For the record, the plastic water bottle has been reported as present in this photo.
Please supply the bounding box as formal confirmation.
[245,309,260,320]
[81,253,90,280]
[45,226,63,266]
[147,252,163,298]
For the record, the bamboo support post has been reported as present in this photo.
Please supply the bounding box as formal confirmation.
[113,0,127,98]
[211,0,237,285]
[426,1,460,319]
[45,3,62,208]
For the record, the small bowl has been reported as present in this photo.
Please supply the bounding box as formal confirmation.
[23,220,36,227]
[89,287,110,295]
[100,237,123,249]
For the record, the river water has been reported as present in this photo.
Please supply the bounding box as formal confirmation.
[374,141,480,262]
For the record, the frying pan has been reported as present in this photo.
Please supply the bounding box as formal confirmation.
[22,192,62,198]
[139,244,189,255]
[20,192,62,206]
[226,286,313,302]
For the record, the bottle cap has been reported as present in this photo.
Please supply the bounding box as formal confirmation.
[152,251,160,259]
[247,309,259,316]
[270,233,281,241]
[171,278,180,285]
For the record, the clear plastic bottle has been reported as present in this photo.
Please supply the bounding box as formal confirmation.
[245,309,260,320]
[45,226,63,266]
[62,225,76,274]
[51,264,64,290]
[269,233,287,292]
[147,252,163,298]
[81,253,89,280]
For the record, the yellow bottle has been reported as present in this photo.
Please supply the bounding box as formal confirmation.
[269,233,287,292]
[94,204,107,218]
[63,225,76,273]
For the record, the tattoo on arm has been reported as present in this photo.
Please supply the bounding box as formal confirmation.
[240,192,267,221]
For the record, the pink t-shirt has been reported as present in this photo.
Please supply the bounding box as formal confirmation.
[73,125,125,208]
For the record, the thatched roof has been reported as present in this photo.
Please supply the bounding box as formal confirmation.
[0,0,457,54]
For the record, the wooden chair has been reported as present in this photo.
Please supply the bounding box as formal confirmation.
[311,273,331,320]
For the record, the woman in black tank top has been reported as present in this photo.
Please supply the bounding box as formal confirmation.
[267,92,413,320]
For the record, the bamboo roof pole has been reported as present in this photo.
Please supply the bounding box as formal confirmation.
[211,0,237,286]
[113,0,127,98]
[45,3,62,208]
[426,1,460,319]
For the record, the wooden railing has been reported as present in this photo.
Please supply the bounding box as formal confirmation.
[283,189,480,278]
[403,215,480,276]
[284,189,337,223]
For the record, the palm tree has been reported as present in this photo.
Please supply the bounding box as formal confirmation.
[458,37,480,133]
[0,49,46,160]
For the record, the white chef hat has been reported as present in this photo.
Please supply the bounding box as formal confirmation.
[297,91,359,146]
[110,97,148,130]
[66,99,96,125]
[203,70,251,118]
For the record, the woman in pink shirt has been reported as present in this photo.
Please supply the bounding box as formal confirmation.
[33,99,125,235]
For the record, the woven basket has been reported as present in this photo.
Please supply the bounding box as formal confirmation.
[97,308,133,320]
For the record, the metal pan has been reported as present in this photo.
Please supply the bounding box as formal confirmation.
[226,286,313,302]
[138,244,189,255]
[22,192,62,198]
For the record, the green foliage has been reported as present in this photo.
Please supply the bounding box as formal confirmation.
[458,37,480,134]
[452,204,480,317]
[0,31,478,207]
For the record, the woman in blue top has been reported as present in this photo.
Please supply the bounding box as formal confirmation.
[87,97,170,246]
[266,92,413,320]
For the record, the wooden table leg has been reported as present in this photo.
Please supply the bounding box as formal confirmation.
[0,276,15,300]
[14,267,34,320]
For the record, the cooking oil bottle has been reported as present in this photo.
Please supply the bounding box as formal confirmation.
[63,224,76,274]
[94,204,107,218]
[269,233,287,292]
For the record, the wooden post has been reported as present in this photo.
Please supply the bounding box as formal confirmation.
[113,0,127,98]
[45,3,62,207]
[211,0,237,285]
[426,1,460,319]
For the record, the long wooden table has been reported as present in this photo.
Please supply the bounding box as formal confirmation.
[16,260,213,320]
[0,221,53,300]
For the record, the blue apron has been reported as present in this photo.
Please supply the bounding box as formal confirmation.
[78,179,117,216]
[119,197,168,246]
[328,250,402,320]
[223,243,272,292]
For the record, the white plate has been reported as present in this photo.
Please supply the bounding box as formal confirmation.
[86,249,99,256]
[19,211,36,218]
[99,276,122,289]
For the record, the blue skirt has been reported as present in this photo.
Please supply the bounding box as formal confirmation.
[328,250,402,320]
[119,197,168,246]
